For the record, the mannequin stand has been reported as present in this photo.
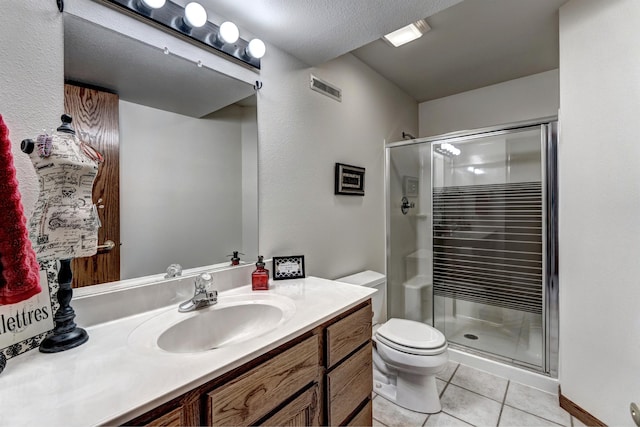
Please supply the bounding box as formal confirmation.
[40,259,88,353]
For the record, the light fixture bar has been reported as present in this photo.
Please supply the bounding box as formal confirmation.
[383,19,430,48]
[102,0,263,69]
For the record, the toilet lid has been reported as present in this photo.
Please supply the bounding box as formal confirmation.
[376,318,446,351]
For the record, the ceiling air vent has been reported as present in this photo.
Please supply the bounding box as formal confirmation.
[310,74,341,102]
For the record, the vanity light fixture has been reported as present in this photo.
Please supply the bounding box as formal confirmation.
[245,38,266,59]
[210,21,239,47]
[183,2,207,28]
[136,0,166,15]
[103,0,265,69]
[218,21,239,44]
[383,19,431,47]
[140,0,165,9]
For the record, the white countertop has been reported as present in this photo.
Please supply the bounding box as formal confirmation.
[0,277,375,427]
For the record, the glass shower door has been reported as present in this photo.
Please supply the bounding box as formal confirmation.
[432,126,545,370]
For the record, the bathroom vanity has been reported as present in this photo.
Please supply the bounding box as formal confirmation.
[0,274,375,427]
[128,300,373,426]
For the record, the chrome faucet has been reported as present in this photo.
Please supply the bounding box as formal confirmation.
[178,273,218,312]
[165,263,183,279]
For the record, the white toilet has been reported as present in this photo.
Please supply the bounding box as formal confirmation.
[337,271,448,414]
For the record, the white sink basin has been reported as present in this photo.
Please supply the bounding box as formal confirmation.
[128,293,296,353]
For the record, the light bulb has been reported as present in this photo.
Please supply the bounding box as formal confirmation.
[141,0,165,9]
[246,38,266,59]
[184,2,207,28]
[219,21,239,44]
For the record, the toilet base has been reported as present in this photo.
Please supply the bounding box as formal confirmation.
[373,366,442,414]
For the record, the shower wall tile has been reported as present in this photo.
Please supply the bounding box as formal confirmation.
[450,364,508,402]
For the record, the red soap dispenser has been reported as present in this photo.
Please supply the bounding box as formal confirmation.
[252,255,269,291]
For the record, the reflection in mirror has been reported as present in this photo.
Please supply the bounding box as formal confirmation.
[63,13,258,286]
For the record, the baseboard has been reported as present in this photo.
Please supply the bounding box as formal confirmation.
[559,386,607,427]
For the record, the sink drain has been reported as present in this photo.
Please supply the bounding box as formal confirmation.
[464,333,479,340]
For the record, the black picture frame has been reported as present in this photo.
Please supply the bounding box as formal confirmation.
[335,163,365,196]
[272,256,306,280]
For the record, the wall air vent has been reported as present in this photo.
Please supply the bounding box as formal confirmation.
[310,75,342,102]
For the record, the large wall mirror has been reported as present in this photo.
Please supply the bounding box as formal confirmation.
[63,10,258,287]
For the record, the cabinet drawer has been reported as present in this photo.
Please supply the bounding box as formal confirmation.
[207,335,320,426]
[143,406,184,427]
[346,399,372,427]
[326,343,373,426]
[325,303,372,368]
[259,383,320,426]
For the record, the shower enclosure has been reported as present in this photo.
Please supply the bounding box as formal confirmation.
[386,119,558,375]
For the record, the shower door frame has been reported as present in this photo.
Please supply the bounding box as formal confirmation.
[385,116,559,377]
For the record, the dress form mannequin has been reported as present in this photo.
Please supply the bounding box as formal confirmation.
[21,114,102,352]
[21,114,100,260]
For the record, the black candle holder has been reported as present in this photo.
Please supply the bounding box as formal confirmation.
[39,259,88,353]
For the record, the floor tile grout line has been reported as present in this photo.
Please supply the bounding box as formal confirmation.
[441,410,479,427]
[372,416,389,427]
[502,402,569,427]
[496,380,510,426]
[445,381,508,405]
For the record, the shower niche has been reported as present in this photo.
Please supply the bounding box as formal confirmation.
[386,120,558,376]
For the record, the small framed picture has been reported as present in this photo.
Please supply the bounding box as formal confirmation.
[403,176,419,197]
[272,256,306,280]
[335,163,365,196]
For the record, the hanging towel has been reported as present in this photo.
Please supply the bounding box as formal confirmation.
[0,115,41,305]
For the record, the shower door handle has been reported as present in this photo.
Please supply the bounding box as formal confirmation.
[401,197,415,215]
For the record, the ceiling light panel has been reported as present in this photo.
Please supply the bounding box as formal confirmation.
[383,19,431,47]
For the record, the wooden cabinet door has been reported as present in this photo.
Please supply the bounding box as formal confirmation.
[259,384,320,427]
[326,343,373,426]
[143,406,184,427]
[64,84,121,286]
[325,303,372,368]
[208,336,320,426]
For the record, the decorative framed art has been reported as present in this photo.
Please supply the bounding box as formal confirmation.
[272,256,306,280]
[335,163,365,196]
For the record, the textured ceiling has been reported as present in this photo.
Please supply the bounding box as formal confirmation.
[352,0,567,102]
[196,0,463,66]
[65,0,568,113]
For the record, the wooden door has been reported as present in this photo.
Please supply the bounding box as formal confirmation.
[64,84,120,287]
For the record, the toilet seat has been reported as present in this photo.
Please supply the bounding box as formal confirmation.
[376,318,447,356]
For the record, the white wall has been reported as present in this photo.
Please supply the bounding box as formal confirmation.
[119,101,244,278]
[0,1,63,217]
[257,49,418,279]
[419,69,559,137]
[559,1,640,425]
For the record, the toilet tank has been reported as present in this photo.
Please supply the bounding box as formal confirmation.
[336,270,386,325]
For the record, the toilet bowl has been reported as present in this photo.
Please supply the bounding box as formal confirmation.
[373,318,448,413]
[336,271,449,414]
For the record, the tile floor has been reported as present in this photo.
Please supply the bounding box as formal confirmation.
[372,362,583,427]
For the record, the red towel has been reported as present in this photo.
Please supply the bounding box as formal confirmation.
[0,115,41,305]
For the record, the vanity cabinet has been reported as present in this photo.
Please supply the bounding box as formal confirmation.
[324,302,373,426]
[127,300,372,427]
